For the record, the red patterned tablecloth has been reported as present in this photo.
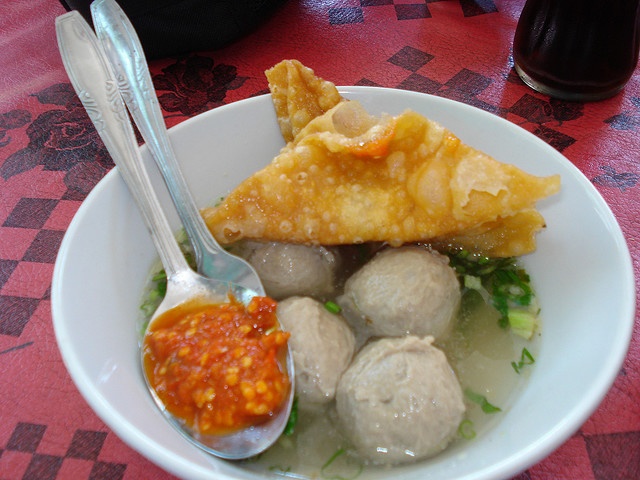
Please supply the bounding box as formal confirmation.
[1,1,638,479]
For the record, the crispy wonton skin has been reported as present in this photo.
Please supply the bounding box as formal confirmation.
[265,59,343,143]
[203,100,560,257]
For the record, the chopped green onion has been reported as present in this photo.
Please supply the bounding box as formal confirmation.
[458,419,476,440]
[324,301,342,314]
[283,397,298,436]
[511,347,535,374]
[464,388,502,414]
[321,448,363,480]
[464,275,482,290]
[268,465,292,473]
[508,309,538,340]
[139,231,197,321]
[477,255,491,265]
[322,448,346,471]
[446,249,539,338]
[140,268,168,319]
[151,269,167,283]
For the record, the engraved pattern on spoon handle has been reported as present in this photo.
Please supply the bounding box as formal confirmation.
[90,0,258,288]
[55,12,189,279]
[57,14,293,460]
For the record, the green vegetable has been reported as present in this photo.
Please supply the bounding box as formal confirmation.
[508,309,538,340]
[491,267,534,330]
[320,448,363,480]
[139,239,196,321]
[464,388,502,414]
[268,465,291,473]
[283,397,298,436]
[139,268,168,320]
[447,249,539,338]
[511,347,535,374]
[324,300,342,314]
[457,419,476,440]
[463,274,482,290]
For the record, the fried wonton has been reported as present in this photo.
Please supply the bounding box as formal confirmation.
[265,59,343,143]
[203,99,560,257]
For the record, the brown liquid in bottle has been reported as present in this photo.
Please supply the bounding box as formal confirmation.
[513,0,640,101]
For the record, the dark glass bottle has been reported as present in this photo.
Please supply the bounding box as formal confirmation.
[513,0,640,101]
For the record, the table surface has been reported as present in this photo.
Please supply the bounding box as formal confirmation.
[1,1,639,479]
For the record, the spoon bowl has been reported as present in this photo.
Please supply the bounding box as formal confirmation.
[55,10,294,460]
[144,269,293,460]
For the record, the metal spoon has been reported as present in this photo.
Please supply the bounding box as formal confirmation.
[55,11,294,460]
[90,0,263,294]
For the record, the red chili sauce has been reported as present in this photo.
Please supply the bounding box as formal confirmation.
[142,296,290,435]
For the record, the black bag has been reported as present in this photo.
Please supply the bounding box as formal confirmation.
[59,0,288,59]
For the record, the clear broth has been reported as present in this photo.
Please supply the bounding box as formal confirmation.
[140,244,539,477]
[242,269,539,477]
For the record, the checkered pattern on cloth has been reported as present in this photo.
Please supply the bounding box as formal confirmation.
[1,0,639,479]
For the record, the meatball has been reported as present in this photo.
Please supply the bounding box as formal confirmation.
[338,247,460,341]
[277,296,356,405]
[336,336,465,464]
[233,241,339,300]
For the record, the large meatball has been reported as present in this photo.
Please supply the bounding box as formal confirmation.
[277,296,356,405]
[233,241,340,300]
[338,246,460,340]
[336,336,465,464]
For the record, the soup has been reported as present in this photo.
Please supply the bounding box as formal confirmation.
[242,246,538,477]
[140,241,540,476]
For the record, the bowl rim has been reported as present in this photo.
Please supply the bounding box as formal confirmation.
[51,85,636,480]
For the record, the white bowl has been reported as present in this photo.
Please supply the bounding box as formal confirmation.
[51,87,635,480]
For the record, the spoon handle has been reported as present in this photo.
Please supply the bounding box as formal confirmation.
[90,0,237,281]
[56,12,189,279]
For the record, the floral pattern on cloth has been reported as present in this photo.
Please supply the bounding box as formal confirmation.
[1,0,639,478]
